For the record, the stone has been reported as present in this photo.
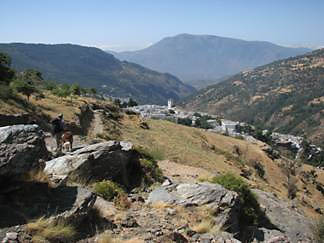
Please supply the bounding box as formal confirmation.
[54,187,97,225]
[5,232,17,240]
[200,233,213,243]
[213,232,242,243]
[0,125,49,180]
[169,232,188,243]
[1,231,20,243]
[162,178,173,186]
[44,141,143,189]
[166,208,176,216]
[121,216,139,228]
[129,194,145,203]
[93,196,117,220]
[252,189,314,242]
[147,182,240,233]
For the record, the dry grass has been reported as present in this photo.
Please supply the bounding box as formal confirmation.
[121,118,284,191]
[0,92,114,128]
[123,239,144,243]
[192,219,214,233]
[27,217,76,242]
[96,232,115,243]
[150,201,172,209]
[119,117,324,219]
[114,193,131,210]
[22,169,52,186]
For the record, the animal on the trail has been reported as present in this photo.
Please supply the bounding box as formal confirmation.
[51,114,65,151]
[61,131,73,152]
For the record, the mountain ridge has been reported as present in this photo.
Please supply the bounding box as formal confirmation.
[182,48,324,147]
[113,33,311,88]
[0,43,195,104]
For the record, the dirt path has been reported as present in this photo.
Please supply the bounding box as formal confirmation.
[158,160,216,183]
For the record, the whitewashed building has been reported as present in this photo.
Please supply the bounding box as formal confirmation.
[221,119,239,133]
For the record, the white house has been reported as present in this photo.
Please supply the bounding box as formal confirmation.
[221,119,239,133]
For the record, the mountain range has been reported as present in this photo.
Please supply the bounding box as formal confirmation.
[113,34,311,88]
[182,48,324,147]
[0,43,195,104]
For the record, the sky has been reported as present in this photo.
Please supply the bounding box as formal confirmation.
[1,0,324,51]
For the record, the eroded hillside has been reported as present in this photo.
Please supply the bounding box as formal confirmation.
[183,48,324,147]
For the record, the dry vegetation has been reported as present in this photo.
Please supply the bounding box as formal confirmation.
[26,217,76,243]
[1,90,323,221]
[120,116,324,219]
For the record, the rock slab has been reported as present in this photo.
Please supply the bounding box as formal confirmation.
[44,141,142,189]
[147,182,240,233]
[0,124,48,180]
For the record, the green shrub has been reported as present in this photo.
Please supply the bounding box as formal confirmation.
[313,215,324,243]
[210,173,261,227]
[253,161,266,179]
[93,180,124,201]
[0,84,14,99]
[134,146,164,183]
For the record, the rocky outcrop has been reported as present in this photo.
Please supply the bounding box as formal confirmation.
[44,141,142,189]
[0,125,49,181]
[147,182,240,233]
[252,189,314,242]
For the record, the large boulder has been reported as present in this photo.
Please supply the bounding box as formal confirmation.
[44,141,142,189]
[147,182,240,233]
[0,124,48,180]
[53,187,97,224]
[252,189,314,242]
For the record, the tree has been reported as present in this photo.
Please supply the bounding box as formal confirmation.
[70,83,81,96]
[10,79,37,101]
[177,117,192,126]
[127,98,138,107]
[0,53,15,84]
[0,53,11,66]
[90,88,97,96]
[52,84,71,99]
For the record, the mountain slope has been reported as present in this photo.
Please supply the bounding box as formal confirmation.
[113,34,311,88]
[183,48,324,146]
[0,43,195,104]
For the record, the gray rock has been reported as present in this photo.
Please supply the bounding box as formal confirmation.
[213,231,242,243]
[1,232,19,243]
[44,141,142,189]
[252,189,314,242]
[0,125,48,180]
[162,178,173,186]
[147,182,240,233]
[54,187,96,225]
[121,215,139,228]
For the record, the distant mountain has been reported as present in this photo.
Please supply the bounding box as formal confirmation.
[0,43,195,104]
[183,48,324,147]
[113,34,311,88]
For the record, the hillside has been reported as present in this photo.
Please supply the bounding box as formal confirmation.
[0,43,195,104]
[183,48,324,147]
[113,34,310,88]
[0,91,323,242]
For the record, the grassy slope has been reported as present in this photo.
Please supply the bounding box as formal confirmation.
[0,95,323,219]
[121,116,324,219]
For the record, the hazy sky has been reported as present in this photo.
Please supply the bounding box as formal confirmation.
[1,0,324,51]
